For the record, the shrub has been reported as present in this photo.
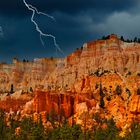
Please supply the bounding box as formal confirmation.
[137,88,140,95]
[115,85,122,95]
[93,119,119,140]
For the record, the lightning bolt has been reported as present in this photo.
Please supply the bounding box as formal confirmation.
[23,0,64,55]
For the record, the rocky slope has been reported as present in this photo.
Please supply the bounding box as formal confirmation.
[1,34,140,135]
[1,34,140,92]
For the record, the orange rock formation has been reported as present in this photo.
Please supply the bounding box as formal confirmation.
[0,34,140,132]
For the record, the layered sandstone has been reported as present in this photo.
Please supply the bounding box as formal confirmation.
[1,34,140,133]
[0,34,140,93]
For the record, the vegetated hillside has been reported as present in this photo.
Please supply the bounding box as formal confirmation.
[1,34,140,139]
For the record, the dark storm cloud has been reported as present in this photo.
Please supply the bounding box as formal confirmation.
[0,26,3,37]
[40,0,139,14]
[0,0,140,62]
[0,0,139,17]
[0,0,27,17]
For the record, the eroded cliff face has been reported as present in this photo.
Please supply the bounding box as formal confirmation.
[45,34,140,91]
[1,34,140,133]
[0,57,65,92]
[0,69,140,133]
[15,72,140,131]
[1,34,140,93]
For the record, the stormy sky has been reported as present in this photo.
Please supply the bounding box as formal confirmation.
[0,0,140,62]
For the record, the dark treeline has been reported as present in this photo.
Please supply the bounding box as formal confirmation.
[120,36,140,43]
[102,35,140,43]
[1,110,140,140]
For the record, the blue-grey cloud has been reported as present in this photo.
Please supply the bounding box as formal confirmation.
[0,26,3,38]
[0,0,139,17]
[0,0,140,62]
